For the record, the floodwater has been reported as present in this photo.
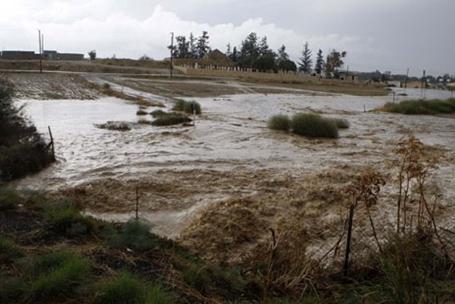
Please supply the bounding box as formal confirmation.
[16,88,455,238]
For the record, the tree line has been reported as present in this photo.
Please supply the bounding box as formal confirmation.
[170,31,348,77]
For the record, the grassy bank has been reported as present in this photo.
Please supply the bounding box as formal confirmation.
[383,98,455,115]
[0,189,259,303]
[0,76,54,181]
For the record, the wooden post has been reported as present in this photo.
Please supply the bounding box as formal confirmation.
[343,204,355,276]
[135,186,140,221]
[48,126,55,161]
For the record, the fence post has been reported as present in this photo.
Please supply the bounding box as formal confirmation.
[48,126,55,161]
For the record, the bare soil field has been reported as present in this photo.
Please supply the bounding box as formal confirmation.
[184,68,389,96]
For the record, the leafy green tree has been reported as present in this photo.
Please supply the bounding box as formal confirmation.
[88,50,96,60]
[279,59,297,72]
[189,33,197,59]
[230,46,239,63]
[175,36,189,58]
[325,50,347,78]
[254,53,277,72]
[239,32,260,68]
[314,49,324,75]
[299,42,312,73]
[277,45,289,62]
[196,31,210,59]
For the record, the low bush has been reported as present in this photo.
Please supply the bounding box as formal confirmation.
[0,187,21,210]
[268,115,291,131]
[43,202,95,236]
[173,100,202,115]
[150,110,167,117]
[29,251,91,300]
[151,112,192,126]
[290,113,339,138]
[107,220,157,251]
[172,100,186,112]
[331,118,350,129]
[136,109,148,116]
[183,101,202,115]
[383,99,455,115]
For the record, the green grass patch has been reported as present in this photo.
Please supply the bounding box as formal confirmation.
[268,114,291,131]
[0,237,23,262]
[0,276,26,303]
[96,272,174,304]
[290,113,339,138]
[173,100,202,114]
[383,99,455,115]
[0,188,21,211]
[28,251,91,300]
[43,202,95,236]
[107,220,157,252]
[151,112,192,126]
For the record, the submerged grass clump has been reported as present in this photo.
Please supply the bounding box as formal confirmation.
[383,99,455,115]
[290,113,339,138]
[268,112,348,138]
[268,114,291,131]
[151,112,192,126]
[150,109,167,117]
[173,100,202,114]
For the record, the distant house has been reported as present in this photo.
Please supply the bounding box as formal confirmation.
[1,50,84,61]
[201,49,233,67]
[387,80,402,88]
[44,50,84,61]
[338,72,359,83]
[0,50,40,60]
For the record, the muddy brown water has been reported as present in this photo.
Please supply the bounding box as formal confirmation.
[15,87,455,238]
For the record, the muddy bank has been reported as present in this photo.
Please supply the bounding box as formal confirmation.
[6,72,99,100]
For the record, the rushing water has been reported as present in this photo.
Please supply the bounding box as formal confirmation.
[15,90,455,237]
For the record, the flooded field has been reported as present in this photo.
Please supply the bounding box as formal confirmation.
[14,77,455,255]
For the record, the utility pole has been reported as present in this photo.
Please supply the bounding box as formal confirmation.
[404,68,409,88]
[38,30,43,73]
[422,70,426,99]
[169,32,174,78]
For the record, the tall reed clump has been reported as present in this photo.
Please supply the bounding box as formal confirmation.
[333,136,454,302]
[290,113,339,138]
[0,75,54,181]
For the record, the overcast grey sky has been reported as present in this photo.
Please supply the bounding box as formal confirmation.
[1,0,454,76]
